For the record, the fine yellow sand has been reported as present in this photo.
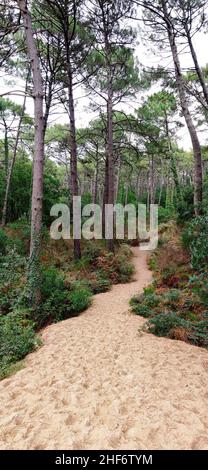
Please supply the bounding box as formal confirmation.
[0,248,208,450]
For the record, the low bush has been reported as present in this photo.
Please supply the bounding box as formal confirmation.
[148,255,157,271]
[130,222,208,349]
[158,207,173,224]
[189,273,208,308]
[116,254,134,283]
[31,269,92,326]
[82,242,103,263]
[147,312,190,337]
[130,289,161,318]
[143,286,155,296]
[189,314,208,348]
[0,238,134,378]
[88,277,111,294]
[0,249,26,316]
[69,287,92,314]
[182,216,208,270]
[162,289,181,308]
[130,299,152,318]
[0,309,37,379]
[40,267,66,300]
[95,248,134,284]
[0,228,9,255]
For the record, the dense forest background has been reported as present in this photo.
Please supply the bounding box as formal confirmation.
[1,0,208,378]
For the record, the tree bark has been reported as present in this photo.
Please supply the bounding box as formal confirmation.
[66,58,81,260]
[161,0,203,215]
[114,152,121,202]
[3,121,9,176]
[105,37,115,252]
[164,111,182,204]
[102,157,109,238]
[150,154,155,205]
[181,3,208,106]
[93,154,99,205]
[17,0,45,306]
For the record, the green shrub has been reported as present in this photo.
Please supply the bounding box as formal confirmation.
[0,309,37,379]
[188,317,208,348]
[161,266,175,283]
[182,216,208,270]
[0,229,9,255]
[118,244,133,259]
[88,277,111,294]
[130,288,161,317]
[9,237,26,256]
[181,311,197,322]
[142,287,161,307]
[69,287,92,314]
[130,300,152,318]
[145,294,161,308]
[40,267,66,300]
[34,267,69,325]
[162,289,180,307]
[0,249,26,315]
[37,271,92,325]
[115,254,134,283]
[83,242,103,263]
[38,289,70,324]
[176,186,194,224]
[71,256,91,271]
[7,216,29,231]
[143,286,155,296]
[149,256,157,271]
[158,207,172,224]
[189,273,208,307]
[147,312,190,337]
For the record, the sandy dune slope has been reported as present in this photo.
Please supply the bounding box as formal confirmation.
[0,247,208,450]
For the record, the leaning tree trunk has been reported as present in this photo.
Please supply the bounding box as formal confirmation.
[183,17,208,106]
[17,0,45,307]
[1,75,29,227]
[162,0,203,215]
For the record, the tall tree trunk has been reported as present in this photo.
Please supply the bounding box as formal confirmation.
[102,158,109,238]
[150,155,155,205]
[106,66,115,252]
[161,0,203,215]
[18,0,45,307]
[1,75,29,227]
[3,122,9,177]
[164,111,182,205]
[93,155,99,205]
[67,60,81,260]
[136,172,140,200]
[125,182,129,206]
[114,152,121,202]
[147,170,150,210]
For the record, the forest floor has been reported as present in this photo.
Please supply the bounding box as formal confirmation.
[0,248,208,450]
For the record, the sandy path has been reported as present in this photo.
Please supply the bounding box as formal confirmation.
[0,248,208,450]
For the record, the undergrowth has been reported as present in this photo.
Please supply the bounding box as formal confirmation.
[130,220,208,349]
[0,223,134,379]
